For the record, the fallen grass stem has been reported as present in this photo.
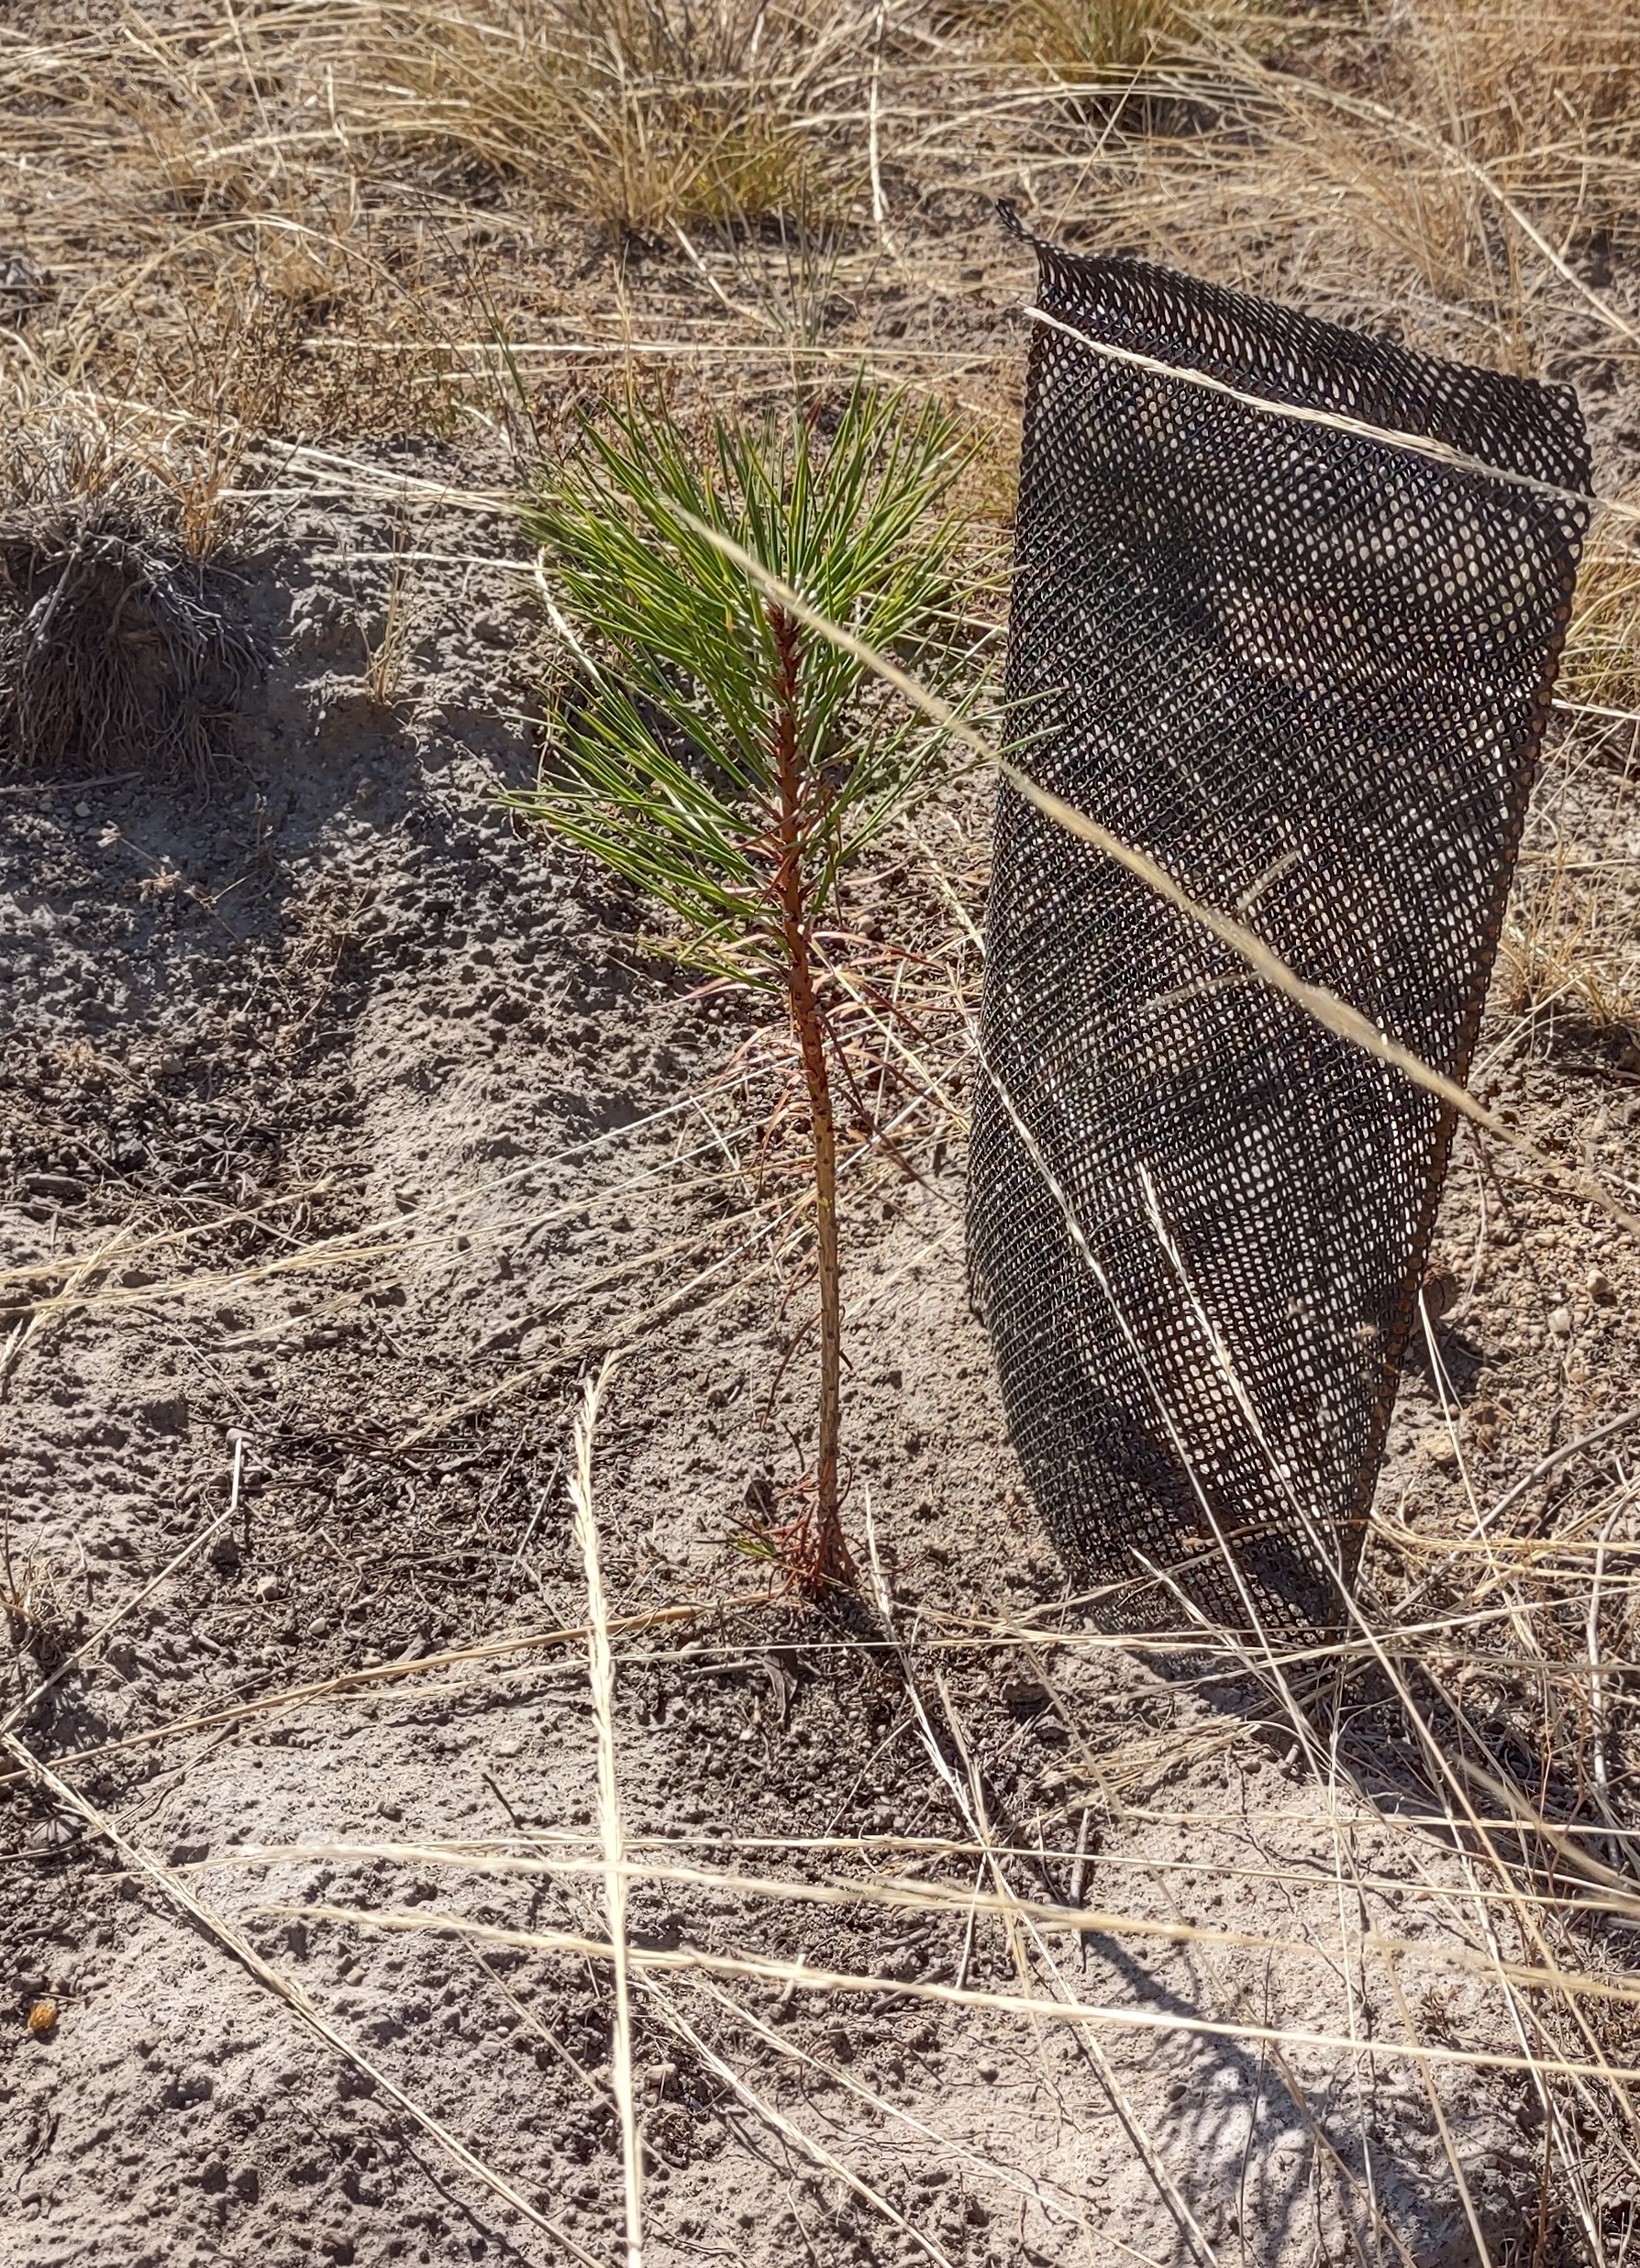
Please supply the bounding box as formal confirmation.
[651,500,1640,1242]
[639,1983,959,2268]
[183,1837,1640,2007]
[566,1355,643,2268]
[0,1437,245,1739]
[264,1902,1640,2084]
[0,1592,781,1789]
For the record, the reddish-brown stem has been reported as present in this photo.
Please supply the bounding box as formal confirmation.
[766,601,852,1588]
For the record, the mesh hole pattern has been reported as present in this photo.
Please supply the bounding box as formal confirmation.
[968,236,1590,1634]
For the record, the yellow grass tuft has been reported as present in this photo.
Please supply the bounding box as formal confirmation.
[340,0,843,234]
[1562,549,1640,717]
[1499,842,1640,1043]
[1006,0,1244,81]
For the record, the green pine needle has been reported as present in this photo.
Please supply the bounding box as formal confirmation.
[512,384,976,985]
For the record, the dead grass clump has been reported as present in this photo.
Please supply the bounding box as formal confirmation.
[1396,0,1640,182]
[163,260,464,452]
[1006,0,1242,80]
[1,1546,81,1688]
[1561,549,1640,716]
[1011,0,1640,367]
[1337,0,1640,325]
[1495,709,1640,1050]
[343,0,842,236]
[0,426,252,784]
[1498,847,1640,1045]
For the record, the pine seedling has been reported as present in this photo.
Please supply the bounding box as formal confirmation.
[516,387,972,1588]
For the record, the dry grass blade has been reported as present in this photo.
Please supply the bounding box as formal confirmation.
[0,1591,781,1791]
[0,1434,244,1738]
[859,1514,1220,2268]
[262,1901,1640,2083]
[0,1178,337,1304]
[154,1833,1640,2004]
[684,1968,1074,2220]
[0,1081,757,1314]
[1481,1409,1640,1532]
[1385,1962,1496,2268]
[567,1354,643,2268]
[2,1226,142,1388]
[639,1982,959,2268]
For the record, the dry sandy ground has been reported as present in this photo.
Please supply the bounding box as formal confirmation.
[2,429,1636,2268]
[5,0,1640,2230]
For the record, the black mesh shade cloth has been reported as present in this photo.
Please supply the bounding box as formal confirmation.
[969,227,1589,1633]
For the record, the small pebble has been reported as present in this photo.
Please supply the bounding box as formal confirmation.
[1587,1271,1616,1304]
[976,2059,999,2083]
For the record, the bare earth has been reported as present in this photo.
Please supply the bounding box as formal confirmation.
[6,0,1640,2256]
[2,453,1635,2265]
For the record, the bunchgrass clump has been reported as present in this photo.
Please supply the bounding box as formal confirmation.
[346,0,838,236]
[1560,548,1640,717]
[1005,0,1244,81]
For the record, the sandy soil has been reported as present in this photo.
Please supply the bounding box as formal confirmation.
[4,0,1640,2241]
[3,426,1636,2268]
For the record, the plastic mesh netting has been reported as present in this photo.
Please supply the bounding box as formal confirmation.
[969,227,1590,1633]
